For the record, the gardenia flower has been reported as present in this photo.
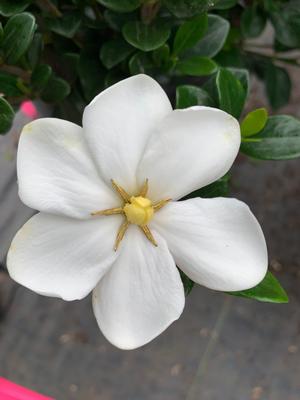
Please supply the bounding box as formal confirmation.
[7,74,268,350]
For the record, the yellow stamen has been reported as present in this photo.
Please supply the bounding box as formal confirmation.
[114,220,129,251]
[91,207,123,216]
[123,196,154,226]
[153,198,171,212]
[140,225,158,247]
[139,178,149,197]
[111,179,131,202]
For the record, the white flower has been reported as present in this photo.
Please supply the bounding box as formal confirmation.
[7,74,268,350]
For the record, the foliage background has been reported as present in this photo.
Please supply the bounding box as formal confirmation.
[1,0,300,301]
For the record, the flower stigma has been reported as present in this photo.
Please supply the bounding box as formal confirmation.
[91,179,171,251]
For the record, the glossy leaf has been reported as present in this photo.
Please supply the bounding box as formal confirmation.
[265,64,291,110]
[97,0,142,13]
[41,77,71,103]
[216,68,246,118]
[123,20,171,51]
[189,14,229,57]
[176,85,214,108]
[173,14,208,56]
[164,0,211,18]
[0,97,15,135]
[45,12,81,38]
[182,175,229,200]
[177,56,217,76]
[129,52,154,75]
[2,12,36,64]
[241,115,300,160]
[100,39,134,69]
[0,0,31,17]
[228,272,288,303]
[241,108,268,137]
[241,5,266,38]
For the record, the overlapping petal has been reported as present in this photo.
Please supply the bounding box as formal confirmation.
[151,198,268,291]
[83,74,172,193]
[92,225,185,350]
[137,106,240,201]
[7,213,121,300]
[17,118,116,219]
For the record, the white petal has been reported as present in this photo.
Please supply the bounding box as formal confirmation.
[83,74,172,193]
[152,198,268,291]
[7,213,121,300]
[137,107,240,201]
[92,225,185,350]
[18,118,117,219]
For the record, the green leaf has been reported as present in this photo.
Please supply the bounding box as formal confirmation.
[182,175,229,200]
[213,0,238,9]
[41,76,71,103]
[100,39,134,69]
[271,2,300,48]
[2,12,36,64]
[164,0,211,18]
[27,32,43,69]
[0,97,15,135]
[45,12,81,38]
[176,85,214,108]
[265,64,291,110]
[241,115,300,160]
[0,71,23,96]
[97,0,142,13]
[241,108,268,138]
[241,5,266,38]
[0,23,3,43]
[78,52,105,101]
[216,68,246,118]
[129,52,154,75]
[104,9,137,31]
[122,20,171,51]
[228,272,288,303]
[188,14,229,57]
[177,56,217,76]
[173,14,208,56]
[179,270,194,296]
[228,67,250,96]
[0,0,31,17]
[31,64,52,91]
[152,44,170,67]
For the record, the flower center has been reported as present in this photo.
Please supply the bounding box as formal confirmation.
[91,179,170,251]
[123,196,154,226]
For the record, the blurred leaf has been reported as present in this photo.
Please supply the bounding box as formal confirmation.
[78,52,105,101]
[100,38,134,69]
[188,14,229,57]
[182,175,229,200]
[228,272,288,303]
[45,12,81,38]
[41,76,71,103]
[0,22,3,43]
[152,44,170,67]
[265,64,291,110]
[213,0,238,9]
[180,270,194,296]
[27,32,43,69]
[129,52,154,74]
[0,71,23,96]
[0,0,31,17]
[241,5,266,38]
[216,68,246,118]
[241,115,300,160]
[0,97,15,135]
[164,0,211,18]
[97,0,142,13]
[177,56,217,76]
[271,2,300,47]
[241,108,268,137]
[176,84,214,108]
[31,64,52,91]
[173,14,208,56]
[2,12,36,64]
[228,67,250,96]
[104,9,137,31]
[123,20,171,51]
